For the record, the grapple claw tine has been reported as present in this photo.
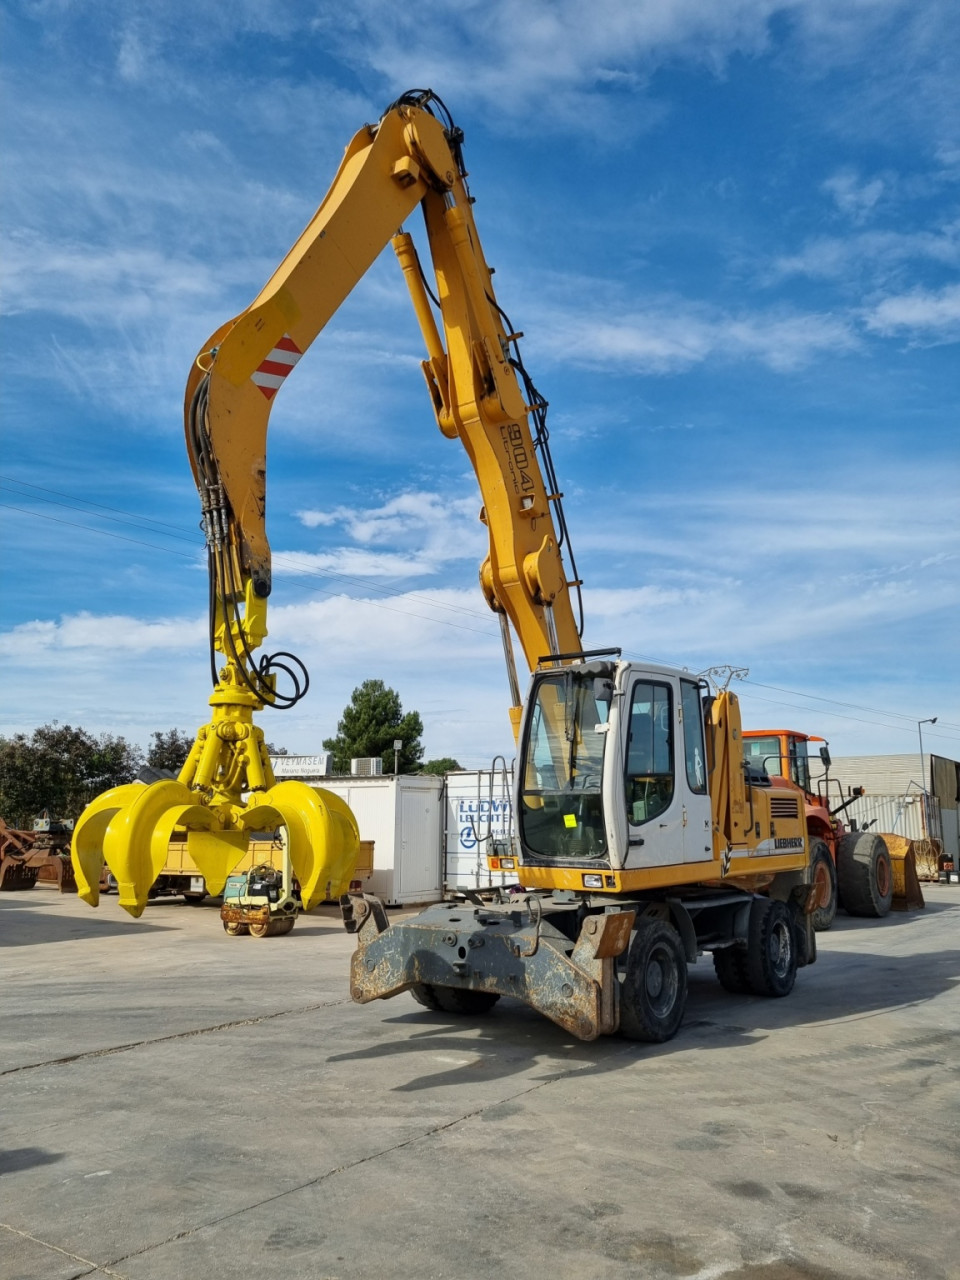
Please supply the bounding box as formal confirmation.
[71,783,147,907]
[243,781,359,911]
[100,780,208,917]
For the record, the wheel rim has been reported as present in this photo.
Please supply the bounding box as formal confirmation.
[875,853,891,898]
[813,858,831,908]
[645,945,678,1015]
[770,920,793,979]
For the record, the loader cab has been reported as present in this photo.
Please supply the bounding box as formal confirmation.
[742,730,822,798]
[516,660,713,875]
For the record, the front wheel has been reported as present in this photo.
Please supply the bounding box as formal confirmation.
[620,919,688,1043]
[809,840,838,931]
[223,920,248,936]
[836,832,893,918]
[411,984,500,1015]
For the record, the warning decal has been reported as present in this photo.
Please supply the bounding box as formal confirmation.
[251,334,303,400]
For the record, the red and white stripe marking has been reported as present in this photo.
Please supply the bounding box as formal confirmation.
[251,334,303,400]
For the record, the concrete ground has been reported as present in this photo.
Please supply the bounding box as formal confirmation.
[2,886,958,1280]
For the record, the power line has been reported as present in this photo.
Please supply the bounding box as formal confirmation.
[0,475,195,537]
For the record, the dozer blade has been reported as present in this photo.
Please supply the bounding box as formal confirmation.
[878,834,926,911]
[242,781,359,910]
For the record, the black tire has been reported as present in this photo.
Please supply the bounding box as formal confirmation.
[410,984,500,1014]
[410,983,445,1010]
[620,919,688,1043]
[809,840,838,931]
[183,892,207,905]
[713,944,751,994]
[836,832,893,918]
[746,898,797,998]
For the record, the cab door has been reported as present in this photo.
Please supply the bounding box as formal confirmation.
[679,678,713,863]
[622,677,685,868]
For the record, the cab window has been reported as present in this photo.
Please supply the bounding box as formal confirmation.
[680,680,707,794]
[789,737,811,793]
[743,735,782,777]
[625,681,673,825]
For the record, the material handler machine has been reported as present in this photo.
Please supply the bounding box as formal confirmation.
[72,91,816,1042]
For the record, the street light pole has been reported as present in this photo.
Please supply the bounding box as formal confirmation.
[918,717,937,835]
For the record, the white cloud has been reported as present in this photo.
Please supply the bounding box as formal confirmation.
[822,168,886,222]
[770,223,960,282]
[274,549,439,580]
[531,296,860,373]
[864,281,960,340]
[0,612,206,662]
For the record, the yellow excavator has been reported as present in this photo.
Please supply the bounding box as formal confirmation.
[72,91,816,1042]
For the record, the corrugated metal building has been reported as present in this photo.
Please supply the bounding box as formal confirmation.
[809,752,959,863]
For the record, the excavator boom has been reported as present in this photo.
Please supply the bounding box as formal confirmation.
[73,91,581,915]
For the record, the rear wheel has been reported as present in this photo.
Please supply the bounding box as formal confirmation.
[620,919,688,1042]
[223,920,248,936]
[183,892,206,906]
[713,944,751,994]
[746,899,797,997]
[809,840,838,931]
[837,832,893,918]
[411,984,500,1014]
[249,921,270,938]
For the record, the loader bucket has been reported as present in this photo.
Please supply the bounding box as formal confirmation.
[876,834,926,912]
[242,781,359,911]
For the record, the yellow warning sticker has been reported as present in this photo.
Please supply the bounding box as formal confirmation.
[563,813,577,828]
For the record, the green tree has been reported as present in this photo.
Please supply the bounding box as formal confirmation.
[420,757,462,776]
[0,723,144,828]
[146,729,194,775]
[323,680,423,774]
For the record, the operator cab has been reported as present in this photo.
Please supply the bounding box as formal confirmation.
[517,658,713,875]
[741,730,827,798]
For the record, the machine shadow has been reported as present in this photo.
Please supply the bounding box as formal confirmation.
[0,1146,65,1175]
[0,897,171,947]
[330,944,960,1090]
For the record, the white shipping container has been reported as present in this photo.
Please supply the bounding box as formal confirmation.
[320,775,443,906]
[443,769,515,892]
[843,793,927,841]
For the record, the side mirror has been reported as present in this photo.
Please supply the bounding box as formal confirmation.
[819,745,831,768]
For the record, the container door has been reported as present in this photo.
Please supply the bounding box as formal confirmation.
[397,787,441,901]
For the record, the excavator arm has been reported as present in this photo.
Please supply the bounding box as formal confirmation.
[187,91,580,720]
[72,91,582,916]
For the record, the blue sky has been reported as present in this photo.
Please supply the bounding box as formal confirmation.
[2,0,958,771]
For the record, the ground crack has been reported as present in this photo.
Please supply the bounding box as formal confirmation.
[1,1222,126,1278]
[0,998,350,1076]
[104,1056,605,1267]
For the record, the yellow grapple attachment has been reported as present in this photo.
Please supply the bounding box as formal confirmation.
[72,775,359,918]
